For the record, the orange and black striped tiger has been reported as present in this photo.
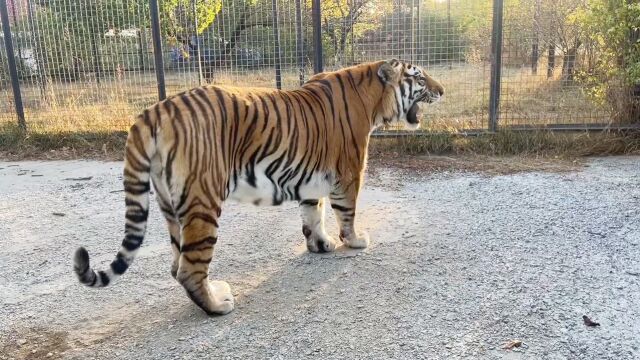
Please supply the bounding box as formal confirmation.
[73,59,444,315]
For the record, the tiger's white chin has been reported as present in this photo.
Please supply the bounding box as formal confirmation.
[404,121,421,130]
[404,102,425,130]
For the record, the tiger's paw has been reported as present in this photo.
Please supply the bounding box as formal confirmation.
[304,227,338,253]
[207,280,235,315]
[340,231,370,249]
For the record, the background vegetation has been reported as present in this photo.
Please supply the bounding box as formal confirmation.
[0,0,638,135]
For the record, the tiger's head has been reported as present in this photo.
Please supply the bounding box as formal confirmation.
[374,59,444,130]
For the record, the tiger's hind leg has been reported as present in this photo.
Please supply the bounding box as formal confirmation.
[300,198,337,253]
[151,168,181,280]
[177,211,234,315]
[166,218,180,279]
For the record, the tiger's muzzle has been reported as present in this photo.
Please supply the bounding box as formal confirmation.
[406,88,444,125]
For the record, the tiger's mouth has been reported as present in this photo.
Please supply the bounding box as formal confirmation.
[406,103,422,125]
[406,91,441,125]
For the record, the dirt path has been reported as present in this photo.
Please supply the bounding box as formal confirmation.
[1,157,639,359]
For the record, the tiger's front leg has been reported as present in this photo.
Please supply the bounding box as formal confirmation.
[300,199,337,253]
[329,182,369,249]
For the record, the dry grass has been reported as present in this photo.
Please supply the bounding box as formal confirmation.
[2,120,638,162]
[1,63,634,161]
[0,63,614,134]
[0,124,127,160]
[370,131,640,158]
[0,69,304,133]
[419,64,610,131]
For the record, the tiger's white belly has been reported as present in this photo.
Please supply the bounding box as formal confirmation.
[228,166,332,205]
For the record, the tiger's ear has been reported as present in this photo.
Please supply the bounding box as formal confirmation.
[378,59,399,83]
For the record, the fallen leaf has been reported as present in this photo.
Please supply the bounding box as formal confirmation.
[583,315,600,327]
[502,340,522,350]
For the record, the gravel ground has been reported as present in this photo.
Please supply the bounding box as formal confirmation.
[0,156,639,359]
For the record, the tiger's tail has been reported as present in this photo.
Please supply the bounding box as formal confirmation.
[73,115,157,287]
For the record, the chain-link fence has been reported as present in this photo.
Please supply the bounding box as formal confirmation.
[1,0,638,134]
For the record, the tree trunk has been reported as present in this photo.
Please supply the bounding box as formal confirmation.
[531,0,541,75]
[629,28,640,123]
[561,47,578,83]
[547,43,555,79]
[531,43,539,75]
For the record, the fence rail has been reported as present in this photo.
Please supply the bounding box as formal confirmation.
[0,0,638,134]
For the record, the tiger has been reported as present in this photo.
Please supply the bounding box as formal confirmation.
[73,59,445,315]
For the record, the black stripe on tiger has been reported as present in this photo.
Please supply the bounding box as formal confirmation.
[331,203,354,214]
[300,199,319,207]
[181,236,218,252]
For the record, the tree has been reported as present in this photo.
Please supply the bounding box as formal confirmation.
[318,0,389,66]
[575,0,640,122]
[537,0,586,81]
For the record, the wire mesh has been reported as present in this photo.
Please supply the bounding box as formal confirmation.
[1,0,155,132]
[499,0,611,128]
[162,0,311,94]
[0,0,312,133]
[0,0,637,134]
[323,0,492,131]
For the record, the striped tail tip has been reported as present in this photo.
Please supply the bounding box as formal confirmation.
[73,246,99,287]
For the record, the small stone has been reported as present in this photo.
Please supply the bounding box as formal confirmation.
[17,339,27,346]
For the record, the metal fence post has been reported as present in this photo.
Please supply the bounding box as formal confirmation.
[410,0,415,63]
[137,29,146,71]
[0,0,26,131]
[27,0,46,99]
[294,0,305,85]
[192,0,203,85]
[311,0,323,74]
[416,1,420,62]
[90,34,101,84]
[271,0,282,89]
[488,0,504,132]
[149,0,166,100]
[447,0,452,69]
